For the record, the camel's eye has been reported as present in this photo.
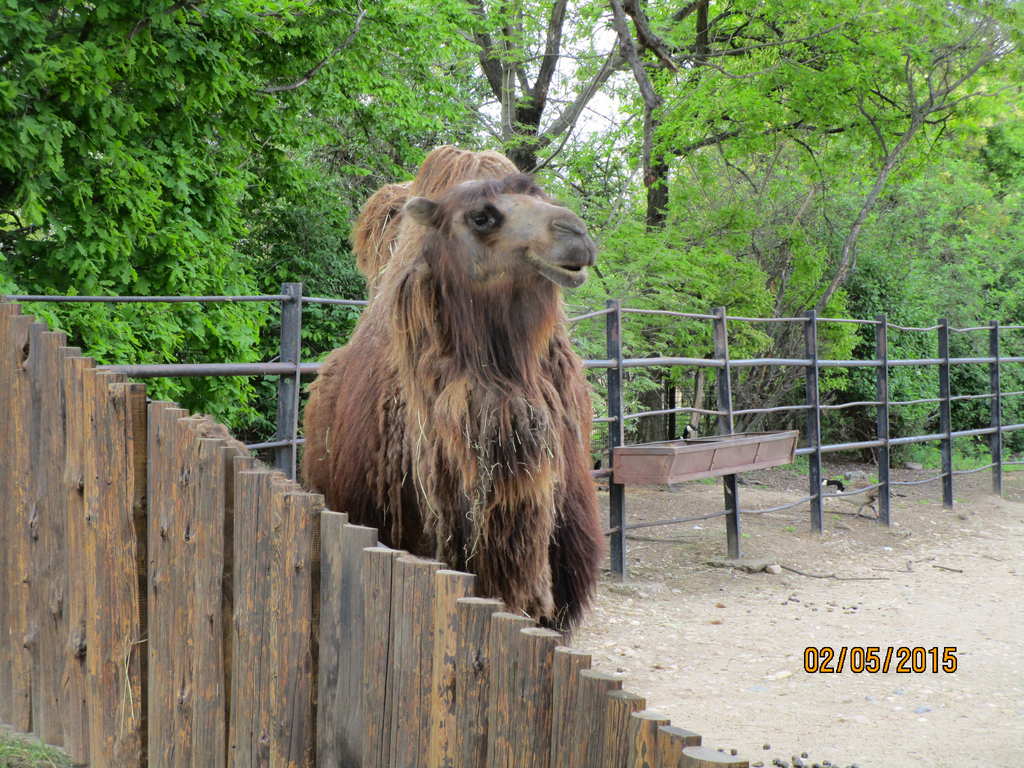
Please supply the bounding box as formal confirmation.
[466,206,502,233]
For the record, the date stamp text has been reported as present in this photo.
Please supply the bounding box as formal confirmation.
[803,646,958,674]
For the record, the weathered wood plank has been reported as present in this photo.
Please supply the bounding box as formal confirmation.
[84,373,145,767]
[602,690,646,768]
[269,489,320,768]
[628,710,671,768]
[568,669,623,768]
[60,353,92,764]
[387,556,442,768]
[680,746,749,768]
[0,303,18,728]
[453,597,503,768]
[360,545,402,768]
[656,725,701,768]
[427,570,475,768]
[2,312,35,732]
[509,627,561,768]
[549,647,591,766]
[27,328,69,745]
[221,449,255,734]
[319,515,390,768]
[484,612,535,768]
[228,467,275,766]
[146,404,189,767]
[192,435,229,767]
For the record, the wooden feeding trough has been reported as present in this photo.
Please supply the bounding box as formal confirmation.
[612,430,799,485]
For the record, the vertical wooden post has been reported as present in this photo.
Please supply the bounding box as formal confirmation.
[549,647,591,765]
[875,315,892,526]
[989,320,1003,496]
[1,311,34,732]
[27,329,70,747]
[274,282,303,478]
[453,597,504,768]
[318,515,382,768]
[428,570,476,768]
[602,690,646,768]
[681,745,749,767]
[61,353,92,764]
[485,612,536,768]
[713,307,741,557]
[386,556,443,768]
[627,710,671,768]
[83,371,145,768]
[568,670,623,768]
[804,310,824,532]
[606,298,627,578]
[938,318,954,509]
[508,627,561,767]
[657,725,702,766]
[361,546,403,768]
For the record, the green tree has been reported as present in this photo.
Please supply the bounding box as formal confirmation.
[0,0,478,427]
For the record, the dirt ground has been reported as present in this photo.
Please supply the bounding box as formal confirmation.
[574,464,1024,768]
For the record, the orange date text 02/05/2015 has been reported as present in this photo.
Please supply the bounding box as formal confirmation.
[803,646,958,674]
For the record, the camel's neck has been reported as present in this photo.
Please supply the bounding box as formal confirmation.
[439,274,562,382]
[394,257,563,385]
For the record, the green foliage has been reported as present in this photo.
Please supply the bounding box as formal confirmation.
[0,0,477,429]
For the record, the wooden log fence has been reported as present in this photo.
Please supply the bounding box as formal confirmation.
[0,301,749,767]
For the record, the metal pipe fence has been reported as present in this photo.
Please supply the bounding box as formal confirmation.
[7,286,1024,577]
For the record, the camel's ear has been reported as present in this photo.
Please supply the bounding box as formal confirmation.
[404,196,438,226]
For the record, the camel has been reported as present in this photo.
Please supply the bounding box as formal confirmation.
[352,147,518,296]
[303,161,603,629]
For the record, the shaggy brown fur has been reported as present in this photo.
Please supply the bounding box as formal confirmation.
[304,164,603,630]
[352,147,519,296]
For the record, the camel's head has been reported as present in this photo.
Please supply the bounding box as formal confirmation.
[403,174,596,289]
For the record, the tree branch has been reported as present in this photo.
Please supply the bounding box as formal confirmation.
[257,5,366,94]
[128,1,199,40]
[532,0,569,117]
[535,46,625,149]
[467,0,504,97]
[609,0,661,109]
[621,0,678,71]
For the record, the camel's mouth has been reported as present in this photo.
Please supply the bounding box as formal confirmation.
[525,250,591,289]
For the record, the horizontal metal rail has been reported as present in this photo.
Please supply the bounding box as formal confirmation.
[741,495,814,514]
[823,482,883,498]
[891,473,946,487]
[951,463,996,475]
[97,362,321,378]
[569,307,615,322]
[621,308,717,320]
[4,293,288,303]
[820,400,881,410]
[301,297,369,307]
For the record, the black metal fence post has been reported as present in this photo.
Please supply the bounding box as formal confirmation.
[274,282,303,478]
[606,298,627,578]
[875,314,892,525]
[990,320,1003,496]
[937,318,953,508]
[804,310,824,532]
[712,307,741,558]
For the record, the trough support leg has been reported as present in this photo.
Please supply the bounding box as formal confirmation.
[724,475,740,560]
[804,310,824,533]
[713,307,741,558]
